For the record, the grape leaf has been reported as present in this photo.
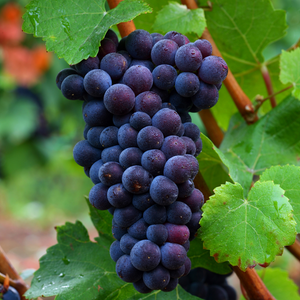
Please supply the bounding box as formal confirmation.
[280,48,300,99]
[240,268,300,300]
[206,0,287,73]
[197,133,233,192]
[25,221,201,300]
[205,0,288,130]
[188,236,231,275]
[219,95,300,196]
[22,0,152,65]
[260,165,300,233]
[86,197,113,240]
[200,181,296,271]
[152,2,206,37]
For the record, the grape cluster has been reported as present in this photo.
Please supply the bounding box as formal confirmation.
[179,268,237,300]
[56,28,228,293]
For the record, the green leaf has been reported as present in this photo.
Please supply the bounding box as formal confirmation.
[25,221,201,300]
[153,2,206,37]
[22,0,152,65]
[86,197,113,241]
[188,236,231,275]
[219,96,300,196]
[260,165,300,233]
[206,0,287,72]
[200,181,296,271]
[240,268,300,300]
[197,134,233,192]
[280,48,300,99]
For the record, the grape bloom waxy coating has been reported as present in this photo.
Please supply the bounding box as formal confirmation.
[56,28,228,294]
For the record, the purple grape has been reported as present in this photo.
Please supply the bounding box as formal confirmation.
[130,111,152,131]
[152,64,177,90]
[151,32,163,45]
[120,233,139,254]
[193,39,212,58]
[143,204,167,224]
[181,136,196,155]
[135,91,162,117]
[143,265,170,290]
[163,155,192,183]
[73,140,102,167]
[177,179,195,198]
[87,126,105,149]
[89,183,111,210]
[89,159,103,184]
[151,39,179,66]
[82,100,112,127]
[125,29,153,60]
[187,211,202,240]
[161,136,187,160]
[119,147,143,169]
[191,81,219,109]
[175,44,202,72]
[175,72,200,97]
[183,122,200,141]
[56,68,78,90]
[164,31,186,47]
[98,161,124,186]
[165,223,190,245]
[162,277,178,292]
[75,56,100,76]
[195,137,203,156]
[116,255,142,282]
[128,218,148,240]
[207,285,229,300]
[198,56,228,85]
[137,126,164,151]
[107,183,132,208]
[161,242,187,270]
[105,29,118,46]
[130,59,154,72]
[101,145,122,163]
[152,108,182,137]
[149,175,178,206]
[167,201,192,225]
[118,124,138,149]
[100,126,119,148]
[133,279,153,294]
[132,193,155,211]
[100,53,128,80]
[61,74,85,100]
[114,204,143,227]
[169,91,193,113]
[123,65,153,95]
[122,165,153,194]
[130,240,161,271]
[103,84,135,115]
[184,154,199,179]
[110,240,125,262]
[112,219,127,240]
[146,224,168,245]
[118,50,132,66]
[98,38,117,60]
[150,86,170,102]
[179,188,204,212]
[141,149,166,176]
[83,69,112,98]
[113,112,132,128]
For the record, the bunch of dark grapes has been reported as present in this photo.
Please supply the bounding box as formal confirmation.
[179,268,237,300]
[0,285,20,300]
[56,28,228,293]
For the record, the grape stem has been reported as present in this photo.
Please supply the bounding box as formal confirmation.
[198,110,224,147]
[260,65,277,108]
[0,246,29,300]
[286,239,300,262]
[254,84,293,111]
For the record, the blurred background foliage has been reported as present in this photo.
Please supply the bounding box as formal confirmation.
[0,0,299,279]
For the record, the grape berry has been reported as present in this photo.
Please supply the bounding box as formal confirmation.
[57,28,228,294]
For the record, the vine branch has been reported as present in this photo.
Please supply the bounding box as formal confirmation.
[286,239,300,262]
[260,65,277,108]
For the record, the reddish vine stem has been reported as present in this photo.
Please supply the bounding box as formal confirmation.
[0,247,29,300]
[261,65,277,108]
[198,110,224,147]
[286,239,300,261]
[232,267,276,300]
[107,0,136,37]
